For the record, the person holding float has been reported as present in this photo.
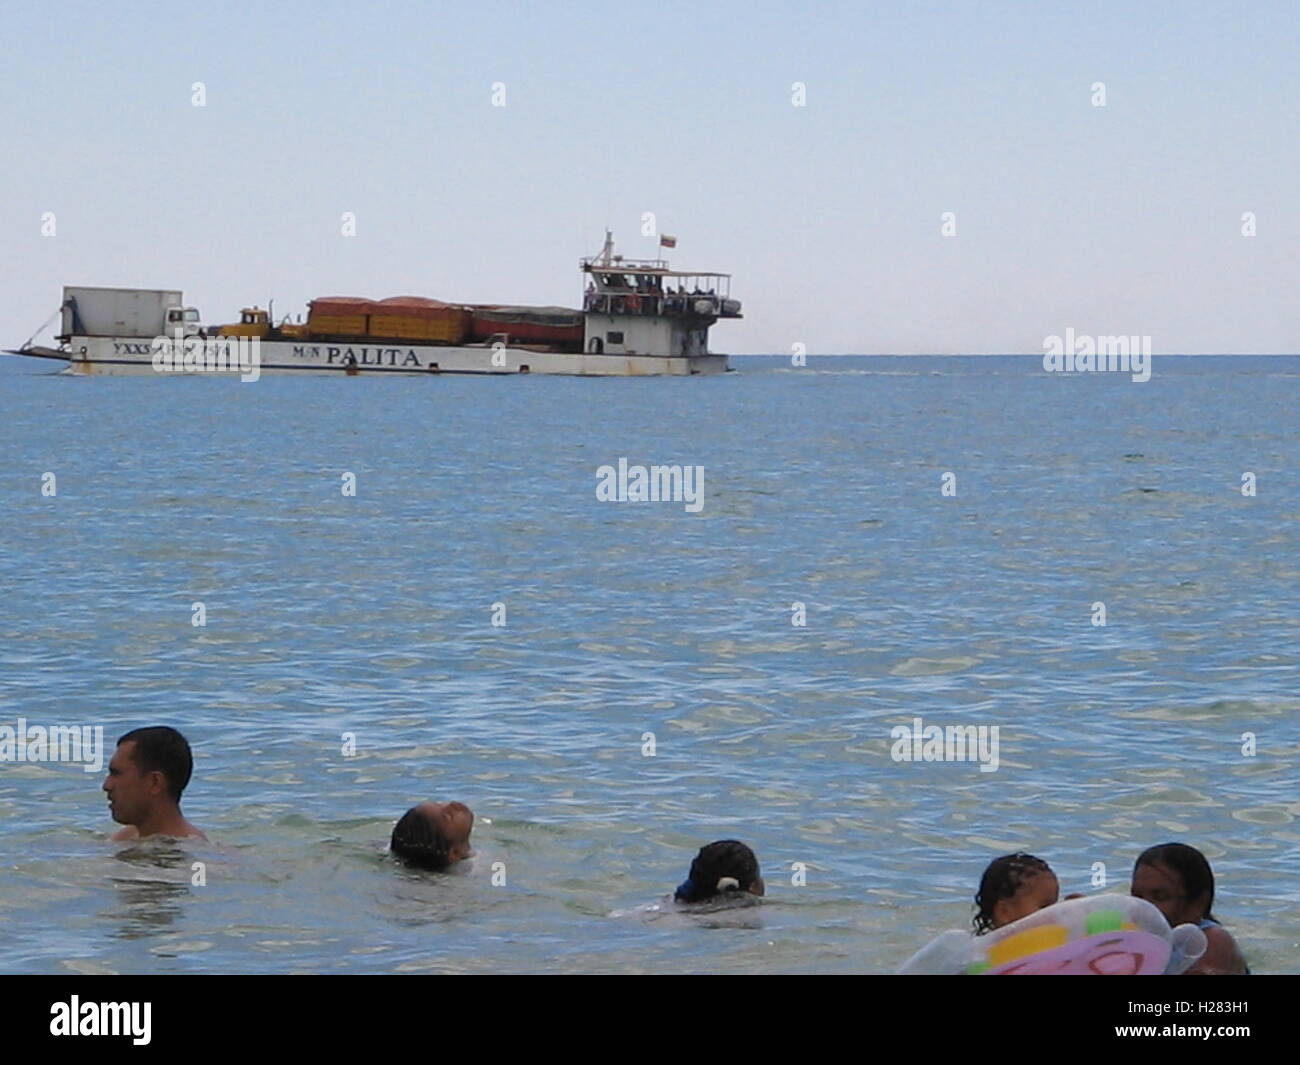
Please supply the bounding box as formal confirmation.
[1130,842,1249,976]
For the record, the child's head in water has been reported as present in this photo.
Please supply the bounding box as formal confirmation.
[390,801,473,871]
[1131,842,1216,927]
[973,853,1059,934]
[675,840,765,904]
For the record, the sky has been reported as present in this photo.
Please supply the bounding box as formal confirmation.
[2,0,1297,354]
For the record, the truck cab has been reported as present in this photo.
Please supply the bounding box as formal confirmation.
[165,305,204,338]
[218,307,270,339]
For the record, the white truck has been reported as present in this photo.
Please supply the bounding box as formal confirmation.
[60,286,203,339]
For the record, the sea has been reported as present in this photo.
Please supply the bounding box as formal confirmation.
[1,354,1296,974]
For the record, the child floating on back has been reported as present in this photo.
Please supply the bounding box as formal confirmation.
[973,852,1059,933]
[675,840,765,905]
[389,801,474,871]
[1130,842,1248,975]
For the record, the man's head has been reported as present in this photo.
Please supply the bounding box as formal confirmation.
[103,727,194,825]
[390,801,474,871]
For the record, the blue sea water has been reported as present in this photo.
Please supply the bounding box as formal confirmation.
[0,354,1296,974]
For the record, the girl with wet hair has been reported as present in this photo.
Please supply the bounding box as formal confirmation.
[390,801,473,872]
[674,840,765,904]
[1131,842,1249,975]
[973,852,1059,934]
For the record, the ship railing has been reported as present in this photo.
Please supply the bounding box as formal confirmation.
[580,256,670,271]
[581,267,732,298]
[582,292,739,317]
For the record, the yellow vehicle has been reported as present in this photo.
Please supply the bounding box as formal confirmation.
[218,308,269,339]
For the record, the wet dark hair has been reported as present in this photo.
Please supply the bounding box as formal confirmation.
[973,853,1053,934]
[675,840,761,903]
[390,806,453,872]
[1134,842,1216,921]
[117,727,193,802]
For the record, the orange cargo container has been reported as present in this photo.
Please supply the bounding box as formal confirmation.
[371,296,452,316]
[368,296,469,343]
[307,295,472,343]
[307,297,376,338]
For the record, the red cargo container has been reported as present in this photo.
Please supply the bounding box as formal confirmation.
[467,305,585,347]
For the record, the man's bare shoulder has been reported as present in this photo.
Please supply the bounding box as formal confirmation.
[109,822,207,843]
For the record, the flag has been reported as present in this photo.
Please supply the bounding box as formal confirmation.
[660,235,677,248]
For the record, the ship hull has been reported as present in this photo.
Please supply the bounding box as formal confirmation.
[35,337,730,377]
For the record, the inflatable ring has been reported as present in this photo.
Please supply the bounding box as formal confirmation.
[899,894,1207,975]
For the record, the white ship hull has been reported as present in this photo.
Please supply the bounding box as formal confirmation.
[11,233,742,378]
[29,337,729,377]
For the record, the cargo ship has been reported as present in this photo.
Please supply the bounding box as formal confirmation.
[6,233,741,377]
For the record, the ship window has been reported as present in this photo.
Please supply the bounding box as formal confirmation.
[183,309,200,322]
[606,331,624,344]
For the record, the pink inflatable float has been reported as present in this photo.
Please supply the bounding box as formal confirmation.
[899,894,1207,975]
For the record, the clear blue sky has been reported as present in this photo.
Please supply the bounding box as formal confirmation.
[3,0,1296,353]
